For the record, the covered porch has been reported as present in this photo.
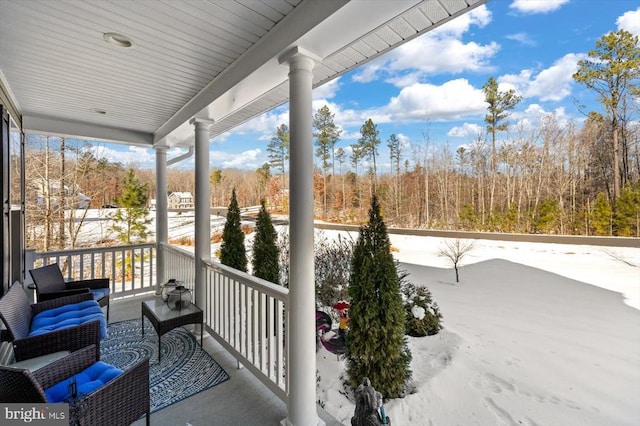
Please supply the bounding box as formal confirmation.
[0,1,487,424]
[109,292,341,426]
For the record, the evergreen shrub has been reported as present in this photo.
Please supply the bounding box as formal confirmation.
[400,273,443,337]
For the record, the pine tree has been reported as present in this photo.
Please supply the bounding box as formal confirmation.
[252,199,279,283]
[109,168,151,244]
[613,184,640,237]
[358,118,381,193]
[313,105,341,217]
[267,124,289,210]
[482,76,522,217]
[220,188,247,272]
[590,192,612,235]
[387,133,402,217]
[256,163,271,200]
[347,195,411,398]
[533,198,560,233]
[574,29,640,199]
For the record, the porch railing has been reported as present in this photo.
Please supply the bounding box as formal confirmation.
[205,259,289,401]
[26,243,156,296]
[160,243,289,402]
[161,243,196,292]
[27,242,289,403]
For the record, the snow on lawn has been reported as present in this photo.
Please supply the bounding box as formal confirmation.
[74,212,639,425]
[73,210,225,245]
[317,231,640,426]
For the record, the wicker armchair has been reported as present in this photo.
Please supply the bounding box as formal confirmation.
[0,344,150,426]
[0,283,102,362]
[30,263,111,320]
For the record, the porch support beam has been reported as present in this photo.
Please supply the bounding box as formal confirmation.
[191,118,214,313]
[154,145,168,293]
[279,46,324,426]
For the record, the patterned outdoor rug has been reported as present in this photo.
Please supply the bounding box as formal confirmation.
[101,319,229,412]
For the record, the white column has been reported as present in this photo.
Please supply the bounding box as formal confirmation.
[279,47,324,426]
[190,118,214,313]
[154,146,168,294]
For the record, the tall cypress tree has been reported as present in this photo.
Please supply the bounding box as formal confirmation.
[347,195,411,398]
[220,188,247,272]
[252,199,279,283]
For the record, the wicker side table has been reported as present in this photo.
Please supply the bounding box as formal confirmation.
[141,298,203,361]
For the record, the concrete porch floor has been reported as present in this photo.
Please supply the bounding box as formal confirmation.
[108,293,342,426]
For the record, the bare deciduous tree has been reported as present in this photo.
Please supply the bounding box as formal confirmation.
[437,239,475,283]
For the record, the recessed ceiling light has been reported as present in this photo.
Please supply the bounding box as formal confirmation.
[103,32,133,48]
[92,109,107,115]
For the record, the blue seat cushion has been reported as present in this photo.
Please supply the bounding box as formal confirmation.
[29,300,107,339]
[44,361,123,403]
[90,288,110,301]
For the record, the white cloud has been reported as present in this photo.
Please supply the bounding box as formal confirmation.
[341,145,354,157]
[312,100,370,128]
[448,123,483,138]
[396,133,412,151]
[387,37,500,80]
[211,149,263,169]
[499,53,584,102]
[512,104,571,131]
[351,61,383,84]
[524,53,582,101]
[89,145,155,168]
[505,32,537,46]
[509,0,570,14]
[383,79,487,121]
[311,99,339,115]
[498,69,532,94]
[617,7,640,36]
[307,79,488,130]
[385,72,422,88]
[313,77,341,100]
[223,108,289,142]
[340,130,362,141]
[351,5,498,85]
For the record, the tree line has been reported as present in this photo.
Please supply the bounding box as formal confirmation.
[265,29,640,237]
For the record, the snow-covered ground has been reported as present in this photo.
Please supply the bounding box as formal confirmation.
[316,232,640,426]
[74,210,639,425]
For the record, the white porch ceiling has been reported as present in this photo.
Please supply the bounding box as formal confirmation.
[0,0,488,147]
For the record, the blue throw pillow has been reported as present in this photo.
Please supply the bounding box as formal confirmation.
[44,361,123,403]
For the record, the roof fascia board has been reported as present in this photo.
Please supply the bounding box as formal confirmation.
[153,0,349,146]
[23,115,153,146]
[294,0,423,59]
[313,0,490,88]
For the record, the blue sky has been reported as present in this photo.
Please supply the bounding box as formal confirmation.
[98,0,640,173]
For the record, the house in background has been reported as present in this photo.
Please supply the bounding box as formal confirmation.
[32,178,91,209]
[168,192,194,210]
